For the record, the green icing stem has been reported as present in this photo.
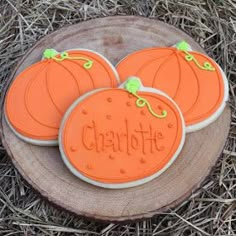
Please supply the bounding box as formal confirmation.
[183,50,215,71]
[43,49,93,69]
[125,78,167,119]
[133,93,167,118]
[176,41,215,71]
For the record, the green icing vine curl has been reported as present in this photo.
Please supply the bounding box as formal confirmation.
[43,49,93,69]
[176,41,215,71]
[125,77,167,119]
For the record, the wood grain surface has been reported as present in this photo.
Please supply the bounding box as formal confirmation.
[0,16,231,221]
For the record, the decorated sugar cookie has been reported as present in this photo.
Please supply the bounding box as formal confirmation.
[59,77,185,188]
[5,49,119,145]
[116,41,229,132]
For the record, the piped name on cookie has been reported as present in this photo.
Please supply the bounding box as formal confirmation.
[82,119,166,155]
[59,77,185,188]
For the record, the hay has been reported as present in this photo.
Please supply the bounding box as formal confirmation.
[0,0,235,235]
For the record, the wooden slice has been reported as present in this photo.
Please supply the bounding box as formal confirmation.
[0,16,231,221]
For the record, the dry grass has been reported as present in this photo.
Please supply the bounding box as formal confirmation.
[0,0,236,235]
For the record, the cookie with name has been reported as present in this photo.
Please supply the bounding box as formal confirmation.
[59,77,185,188]
[5,49,119,145]
[116,41,229,132]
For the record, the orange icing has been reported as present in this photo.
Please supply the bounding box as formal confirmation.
[61,88,184,184]
[116,48,225,126]
[5,50,118,141]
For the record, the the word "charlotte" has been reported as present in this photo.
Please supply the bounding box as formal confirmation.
[82,120,165,155]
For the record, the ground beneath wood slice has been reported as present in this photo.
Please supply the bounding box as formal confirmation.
[0,0,235,235]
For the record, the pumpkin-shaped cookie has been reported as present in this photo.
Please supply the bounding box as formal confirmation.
[5,49,119,145]
[116,41,229,132]
[59,77,185,188]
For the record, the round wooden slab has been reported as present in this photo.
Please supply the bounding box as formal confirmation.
[0,16,231,221]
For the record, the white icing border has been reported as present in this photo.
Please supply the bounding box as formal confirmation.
[4,109,58,146]
[59,77,186,189]
[173,44,229,132]
[116,43,229,133]
[4,48,120,146]
[185,62,229,133]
